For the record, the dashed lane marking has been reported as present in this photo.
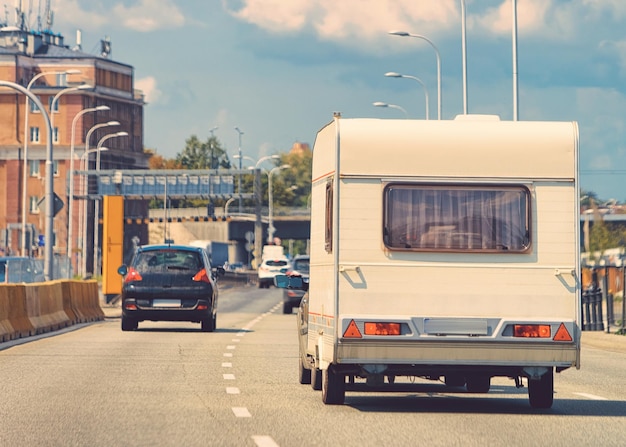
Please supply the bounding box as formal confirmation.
[222,362,232,367]
[223,374,236,380]
[223,353,233,357]
[226,387,240,394]
[574,392,609,400]
[232,407,252,418]
[252,435,280,447]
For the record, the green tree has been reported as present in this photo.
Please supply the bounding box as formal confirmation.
[176,135,231,170]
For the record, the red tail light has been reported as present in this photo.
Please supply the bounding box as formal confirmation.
[193,268,211,284]
[124,267,143,283]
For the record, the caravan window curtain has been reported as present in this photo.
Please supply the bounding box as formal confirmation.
[384,184,530,253]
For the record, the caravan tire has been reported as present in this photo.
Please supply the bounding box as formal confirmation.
[311,367,322,391]
[528,368,554,409]
[322,365,345,405]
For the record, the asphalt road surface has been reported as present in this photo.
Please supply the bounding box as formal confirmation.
[1,286,625,447]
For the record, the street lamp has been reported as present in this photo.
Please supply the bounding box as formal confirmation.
[267,164,290,244]
[209,126,218,169]
[385,72,429,119]
[79,120,120,277]
[93,131,128,277]
[388,30,442,119]
[1,81,54,279]
[78,146,108,277]
[67,105,110,277]
[373,101,409,118]
[234,127,244,213]
[21,69,81,257]
[234,154,279,169]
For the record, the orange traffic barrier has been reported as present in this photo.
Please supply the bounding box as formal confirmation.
[5,284,35,338]
[25,282,71,334]
[0,286,16,341]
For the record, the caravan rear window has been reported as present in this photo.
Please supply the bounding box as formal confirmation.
[383,184,531,253]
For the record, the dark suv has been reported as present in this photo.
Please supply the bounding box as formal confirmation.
[117,245,221,332]
[282,255,310,314]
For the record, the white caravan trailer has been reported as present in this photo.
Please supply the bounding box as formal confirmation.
[296,114,580,408]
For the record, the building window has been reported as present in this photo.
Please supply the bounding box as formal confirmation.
[52,127,59,144]
[29,160,40,177]
[53,160,59,176]
[383,184,531,253]
[29,196,40,214]
[49,96,59,113]
[29,96,42,113]
[30,127,40,143]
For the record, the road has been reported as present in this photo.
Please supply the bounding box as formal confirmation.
[1,286,625,447]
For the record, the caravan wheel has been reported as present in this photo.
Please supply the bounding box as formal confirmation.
[322,365,345,405]
[528,368,554,409]
[311,367,322,391]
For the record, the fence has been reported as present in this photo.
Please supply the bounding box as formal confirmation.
[581,266,625,333]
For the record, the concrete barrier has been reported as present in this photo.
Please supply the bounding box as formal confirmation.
[0,286,16,342]
[25,282,71,334]
[0,280,103,343]
[4,284,35,338]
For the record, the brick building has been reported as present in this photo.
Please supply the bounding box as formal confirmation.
[0,21,149,276]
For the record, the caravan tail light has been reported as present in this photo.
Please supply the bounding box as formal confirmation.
[513,324,551,338]
[365,322,401,336]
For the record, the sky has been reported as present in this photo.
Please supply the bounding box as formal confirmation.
[29,0,626,200]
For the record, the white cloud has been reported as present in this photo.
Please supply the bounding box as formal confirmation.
[224,0,459,42]
[52,0,185,32]
[135,76,162,104]
[112,0,185,32]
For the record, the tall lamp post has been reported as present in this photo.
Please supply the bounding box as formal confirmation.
[267,164,290,244]
[79,121,120,277]
[1,81,54,279]
[384,72,430,119]
[388,31,442,119]
[92,131,128,277]
[234,127,244,213]
[373,101,409,118]
[67,105,110,277]
[21,69,81,257]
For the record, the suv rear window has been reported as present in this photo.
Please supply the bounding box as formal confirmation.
[135,250,202,272]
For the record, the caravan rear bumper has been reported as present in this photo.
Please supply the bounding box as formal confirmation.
[337,339,579,369]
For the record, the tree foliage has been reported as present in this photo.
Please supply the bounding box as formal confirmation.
[175,135,231,170]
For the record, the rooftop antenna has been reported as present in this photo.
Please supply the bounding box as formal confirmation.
[45,0,53,31]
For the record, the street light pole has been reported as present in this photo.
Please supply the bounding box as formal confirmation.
[512,0,519,121]
[79,121,120,277]
[67,105,110,277]
[373,101,409,118]
[21,69,81,257]
[267,164,290,244]
[388,31,442,119]
[384,72,430,119]
[1,81,54,279]
[460,0,468,114]
[93,131,127,277]
[234,127,244,214]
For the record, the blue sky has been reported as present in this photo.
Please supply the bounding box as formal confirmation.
[44,0,626,200]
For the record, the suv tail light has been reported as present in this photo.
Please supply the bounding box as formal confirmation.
[124,267,143,283]
[193,268,211,284]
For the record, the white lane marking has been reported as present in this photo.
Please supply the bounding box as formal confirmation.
[237,332,246,337]
[232,338,240,342]
[223,353,233,357]
[232,407,251,418]
[226,345,236,350]
[223,374,236,380]
[222,362,232,368]
[226,387,240,394]
[252,435,280,447]
[574,392,609,401]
